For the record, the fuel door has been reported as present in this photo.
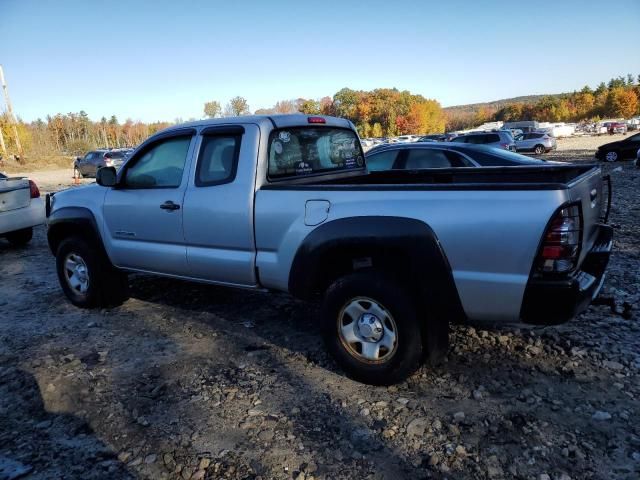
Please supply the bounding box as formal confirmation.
[304,200,331,226]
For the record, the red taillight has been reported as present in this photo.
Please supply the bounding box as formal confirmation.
[29,180,40,199]
[308,116,326,124]
[537,204,581,273]
[500,143,509,149]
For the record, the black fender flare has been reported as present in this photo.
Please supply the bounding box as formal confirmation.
[46,207,110,262]
[289,216,465,362]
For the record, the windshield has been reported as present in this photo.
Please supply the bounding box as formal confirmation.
[268,127,365,179]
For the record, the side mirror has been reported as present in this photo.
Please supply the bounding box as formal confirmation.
[96,166,117,187]
[76,156,82,162]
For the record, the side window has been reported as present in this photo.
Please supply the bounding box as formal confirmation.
[451,136,467,143]
[195,135,240,186]
[366,150,398,171]
[486,134,500,143]
[405,149,452,169]
[124,136,191,188]
[466,135,483,144]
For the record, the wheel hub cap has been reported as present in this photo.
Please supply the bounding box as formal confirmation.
[64,253,89,294]
[357,313,384,342]
[338,297,398,363]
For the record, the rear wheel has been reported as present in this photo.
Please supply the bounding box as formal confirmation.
[604,150,619,162]
[321,272,423,385]
[534,144,545,155]
[56,236,128,308]
[5,227,33,246]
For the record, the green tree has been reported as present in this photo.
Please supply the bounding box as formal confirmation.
[298,99,321,114]
[204,101,221,118]
[224,96,250,116]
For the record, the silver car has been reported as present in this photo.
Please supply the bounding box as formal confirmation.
[514,132,557,154]
[451,131,516,151]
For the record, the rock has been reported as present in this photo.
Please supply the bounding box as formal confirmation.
[472,389,483,400]
[406,417,429,438]
[538,474,551,480]
[35,419,52,429]
[118,452,132,463]
[144,454,157,464]
[592,410,612,421]
[631,452,640,462]
[603,360,624,371]
[247,408,263,417]
[360,408,370,416]
[198,458,210,470]
[396,397,410,405]
[0,456,33,480]
[455,445,467,456]
[258,430,274,441]
[453,411,465,422]
[191,470,206,480]
[432,418,442,430]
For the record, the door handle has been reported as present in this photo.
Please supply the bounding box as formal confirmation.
[160,201,180,211]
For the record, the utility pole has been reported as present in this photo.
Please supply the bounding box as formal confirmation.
[0,65,23,157]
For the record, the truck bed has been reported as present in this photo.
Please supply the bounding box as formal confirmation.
[262,164,600,190]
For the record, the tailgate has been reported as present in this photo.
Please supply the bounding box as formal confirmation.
[567,166,606,265]
[0,178,31,212]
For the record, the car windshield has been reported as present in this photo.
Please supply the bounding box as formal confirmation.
[105,151,126,159]
[268,127,365,179]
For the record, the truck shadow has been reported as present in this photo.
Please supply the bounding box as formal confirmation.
[0,366,134,479]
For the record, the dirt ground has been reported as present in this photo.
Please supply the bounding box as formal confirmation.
[1,138,639,480]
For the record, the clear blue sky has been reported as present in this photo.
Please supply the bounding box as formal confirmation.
[1,0,639,123]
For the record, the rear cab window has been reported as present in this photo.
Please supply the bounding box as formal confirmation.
[267,127,365,180]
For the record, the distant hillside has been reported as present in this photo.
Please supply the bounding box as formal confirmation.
[444,93,566,114]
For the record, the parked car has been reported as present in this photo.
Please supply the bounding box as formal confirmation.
[74,149,129,178]
[451,131,516,151]
[514,132,557,154]
[604,122,627,134]
[365,142,550,171]
[0,173,44,246]
[595,132,640,162]
[418,134,447,142]
[47,114,612,385]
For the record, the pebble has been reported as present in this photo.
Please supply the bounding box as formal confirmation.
[453,411,465,422]
[592,410,612,421]
[406,417,429,438]
[144,454,156,464]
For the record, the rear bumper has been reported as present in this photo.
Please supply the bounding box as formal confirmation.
[0,198,45,235]
[520,224,613,325]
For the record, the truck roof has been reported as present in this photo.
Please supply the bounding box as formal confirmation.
[155,114,354,137]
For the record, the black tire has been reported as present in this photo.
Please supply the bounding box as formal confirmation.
[5,227,33,246]
[534,144,545,155]
[321,271,423,385]
[55,236,128,308]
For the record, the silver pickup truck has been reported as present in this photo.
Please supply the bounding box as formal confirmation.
[46,115,613,384]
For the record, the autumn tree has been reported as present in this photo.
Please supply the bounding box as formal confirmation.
[224,96,250,116]
[204,101,221,118]
[605,87,639,118]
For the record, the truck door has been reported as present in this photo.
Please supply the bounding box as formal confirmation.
[182,124,258,286]
[103,129,195,276]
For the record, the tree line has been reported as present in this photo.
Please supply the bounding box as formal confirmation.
[446,74,640,131]
[1,74,639,161]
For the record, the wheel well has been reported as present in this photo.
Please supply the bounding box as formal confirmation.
[304,244,417,299]
[48,222,99,256]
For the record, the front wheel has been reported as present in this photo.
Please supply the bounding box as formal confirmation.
[604,150,619,162]
[534,144,545,155]
[5,227,33,246]
[321,272,423,385]
[56,236,128,308]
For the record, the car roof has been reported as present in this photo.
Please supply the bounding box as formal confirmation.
[365,141,544,164]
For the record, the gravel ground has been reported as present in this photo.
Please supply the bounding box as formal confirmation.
[0,141,639,480]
